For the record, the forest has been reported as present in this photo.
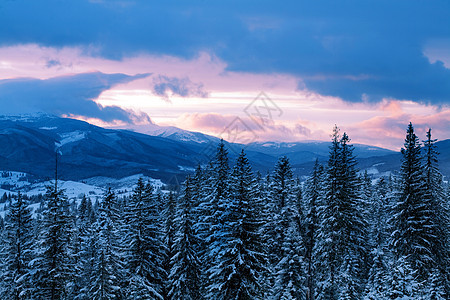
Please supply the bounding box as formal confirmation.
[1,123,449,300]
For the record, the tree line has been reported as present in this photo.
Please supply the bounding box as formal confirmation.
[0,123,449,299]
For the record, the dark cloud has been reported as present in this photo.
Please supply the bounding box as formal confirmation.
[294,124,312,137]
[152,75,208,100]
[0,0,449,104]
[0,72,151,123]
[302,60,450,105]
[46,59,62,68]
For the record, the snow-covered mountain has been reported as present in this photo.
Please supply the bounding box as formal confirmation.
[1,114,448,189]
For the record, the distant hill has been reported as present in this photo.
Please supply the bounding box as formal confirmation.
[0,115,448,183]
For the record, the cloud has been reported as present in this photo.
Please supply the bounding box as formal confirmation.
[176,112,325,143]
[0,72,151,123]
[1,1,449,105]
[152,75,208,100]
[345,105,450,149]
[301,60,450,105]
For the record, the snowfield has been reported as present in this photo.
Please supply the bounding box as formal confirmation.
[56,130,86,146]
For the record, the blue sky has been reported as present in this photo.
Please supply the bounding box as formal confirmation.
[0,0,449,148]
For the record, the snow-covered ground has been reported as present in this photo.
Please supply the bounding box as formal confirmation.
[26,180,104,199]
[0,171,32,189]
[56,130,87,147]
[0,170,164,218]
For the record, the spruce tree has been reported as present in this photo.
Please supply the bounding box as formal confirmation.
[124,179,165,299]
[89,188,123,299]
[168,176,202,300]
[68,199,83,299]
[77,196,96,300]
[303,159,324,300]
[1,192,34,299]
[203,140,230,292]
[32,183,73,300]
[265,156,297,283]
[388,257,420,299]
[208,150,267,299]
[363,249,389,300]
[162,192,177,299]
[273,203,306,300]
[315,127,368,299]
[390,123,435,279]
[422,128,449,291]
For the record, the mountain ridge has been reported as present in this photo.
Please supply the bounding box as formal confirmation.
[1,115,448,183]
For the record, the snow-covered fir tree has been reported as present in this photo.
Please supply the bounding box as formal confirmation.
[208,150,268,299]
[124,179,166,299]
[422,128,450,293]
[388,256,421,299]
[68,199,83,299]
[89,188,123,300]
[202,140,231,292]
[31,183,73,300]
[76,195,97,300]
[168,176,202,300]
[315,127,368,299]
[303,159,324,300]
[264,156,297,287]
[390,123,437,280]
[273,201,306,300]
[1,192,34,299]
[363,248,389,300]
[162,191,177,299]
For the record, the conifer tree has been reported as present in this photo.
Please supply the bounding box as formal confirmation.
[208,150,268,299]
[265,156,297,281]
[1,192,34,299]
[68,199,83,299]
[273,204,306,300]
[203,140,230,291]
[89,188,123,300]
[363,249,389,300]
[162,192,177,299]
[124,179,165,299]
[315,127,368,299]
[77,196,96,300]
[168,176,202,300]
[388,257,420,299]
[303,159,324,300]
[422,128,449,290]
[32,183,73,300]
[390,123,436,279]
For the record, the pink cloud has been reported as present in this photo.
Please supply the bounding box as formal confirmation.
[175,113,328,143]
[345,109,450,150]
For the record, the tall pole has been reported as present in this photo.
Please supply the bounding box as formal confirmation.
[55,150,58,192]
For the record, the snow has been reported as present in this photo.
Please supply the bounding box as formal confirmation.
[178,166,196,172]
[39,126,58,130]
[0,173,164,218]
[0,113,55,122]
[0,188,17,196]
[56,131,86,147]
[0,171,32,189]
[366,167,380,175]
[26,180,104,199]
[373,162,385,167]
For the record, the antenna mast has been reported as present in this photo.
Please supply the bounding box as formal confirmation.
[55,150,58,192]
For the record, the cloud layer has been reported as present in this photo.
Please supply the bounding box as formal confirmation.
[152,75,208,100]
[0,72,150,123]
[1,0,449,104]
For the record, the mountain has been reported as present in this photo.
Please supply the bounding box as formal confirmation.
[0,115,204,182]
[0,115,448,185]
[115,123,219,144]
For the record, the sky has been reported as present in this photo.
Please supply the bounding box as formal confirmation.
[0,0,449,150]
